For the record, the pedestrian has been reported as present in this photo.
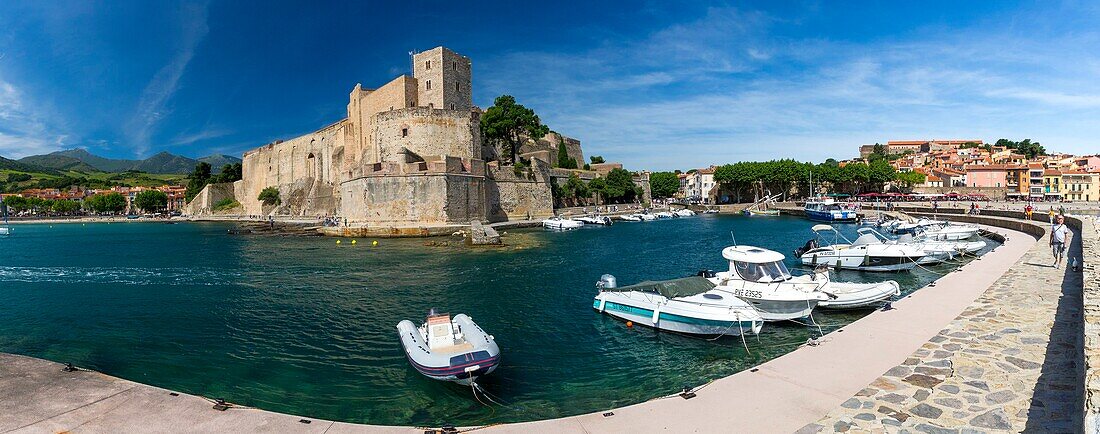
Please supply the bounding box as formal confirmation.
[1049,207,1055,224]
[1025,203,1033,220]
[1050,214,1072,269]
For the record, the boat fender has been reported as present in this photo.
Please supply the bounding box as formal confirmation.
[651,306,661,325]
[598,298,606,313]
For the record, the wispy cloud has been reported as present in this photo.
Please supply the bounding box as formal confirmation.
[123,1,209,157]
[478,5,1100,170]
[0,77,68,157]
[169,127,231,147]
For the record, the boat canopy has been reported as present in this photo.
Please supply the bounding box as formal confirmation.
[811,224,835,232]
[607,276,716,299]
[721,245,786,263]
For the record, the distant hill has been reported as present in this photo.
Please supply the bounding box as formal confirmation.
[199,154,243,170]
[0,155,62,174]
[17,149,241,174]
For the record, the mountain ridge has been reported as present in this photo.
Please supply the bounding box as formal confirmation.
[16,149,242,174]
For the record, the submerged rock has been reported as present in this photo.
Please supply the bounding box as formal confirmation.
[467,221,502,246]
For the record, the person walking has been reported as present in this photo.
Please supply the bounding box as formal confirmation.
[1050,214,1072,268]
[1049,207,1056,224]
[1025,203,1033,220]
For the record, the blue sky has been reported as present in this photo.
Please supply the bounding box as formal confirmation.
[0,1,1098,170]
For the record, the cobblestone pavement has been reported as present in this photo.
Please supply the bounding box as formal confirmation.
[803,228,1084,433]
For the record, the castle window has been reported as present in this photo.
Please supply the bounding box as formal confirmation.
[426,60,431,69]
[450,103,455,110]
[452,61,457,70]
[455,82,459,91]
[426,80,431,90]
[402,128,408,138]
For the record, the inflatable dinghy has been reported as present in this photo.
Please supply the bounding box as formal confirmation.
[397,310,500,385]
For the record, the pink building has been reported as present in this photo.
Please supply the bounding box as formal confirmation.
[964,164,1011,188]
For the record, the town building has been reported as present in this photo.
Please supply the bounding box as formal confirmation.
[1062,170,1098,202]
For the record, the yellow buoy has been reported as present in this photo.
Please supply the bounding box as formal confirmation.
[351,239,357,245]
[336,240,342,244]
[372,240,378,246]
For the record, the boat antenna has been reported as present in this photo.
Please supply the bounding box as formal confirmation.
[730,230,738,246]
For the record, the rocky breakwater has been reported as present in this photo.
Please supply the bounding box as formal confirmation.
[466,220,502,246]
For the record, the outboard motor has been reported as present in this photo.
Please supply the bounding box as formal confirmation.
[696,269,717,278]
[794,239,819,257]
[596,274,617,290]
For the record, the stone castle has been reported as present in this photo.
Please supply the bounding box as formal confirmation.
[186,47,611,226]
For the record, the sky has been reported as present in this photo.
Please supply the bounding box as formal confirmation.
[0,0,1098,171]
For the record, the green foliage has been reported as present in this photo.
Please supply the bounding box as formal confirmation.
[513,159,527,177]
[212,198,241,212]
[258,186,281,205]
[51,200,80,214]
[588,176,607,204]
[6,173,31,183]
[185,162,212,203]
[84,192,128,214]
[134,190,168,212]
[555,138,578,169]
[603,168,637,203]
[215,162,243,183]
[589,155,605,164]
[994,138,1046,159]
[480,95,549,164]
[649,171,679,199]
[895,171,927,190]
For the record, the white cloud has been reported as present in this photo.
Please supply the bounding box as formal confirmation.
[123,1,209,157]
[0,78,68,157]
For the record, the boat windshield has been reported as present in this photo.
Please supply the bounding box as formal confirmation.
[732,260,792,283]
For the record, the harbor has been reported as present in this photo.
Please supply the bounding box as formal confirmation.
[2,210,1093,433]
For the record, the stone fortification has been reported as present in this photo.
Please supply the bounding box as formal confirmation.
[186,46,615,230]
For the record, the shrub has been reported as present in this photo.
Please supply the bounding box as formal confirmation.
[213,198,241,212]
[258,187,281,205]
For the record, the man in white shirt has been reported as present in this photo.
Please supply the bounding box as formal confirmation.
[1050,214,1072,269]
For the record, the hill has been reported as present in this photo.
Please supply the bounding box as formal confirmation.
[16,149,239,174]
[0,155,59,174]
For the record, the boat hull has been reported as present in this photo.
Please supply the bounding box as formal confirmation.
[805,209,858,222]
[818,281,900,309]
[800,252,920,271]
[592,297,763,336]
[397,314,500,386]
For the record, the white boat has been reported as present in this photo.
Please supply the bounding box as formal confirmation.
[859,228,986,265]
[397,310,500,385]
[654,211,674,219]
[542,216,583,230]
[593,275,764,336]
[0,227,9,236]
[815,269,901,310]
[638,213,658,221]
[915,223,981,241]
[575,215,613,226]
[804,198,858,222]
[795,225,925,272]
[674,209,695,217]
[704,245,828,321]
[618,214,642,222]
[704,209,719,214]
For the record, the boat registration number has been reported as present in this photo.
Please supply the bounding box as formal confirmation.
[730,289,763,299]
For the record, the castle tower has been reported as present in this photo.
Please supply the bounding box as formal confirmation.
[412,47,472,111]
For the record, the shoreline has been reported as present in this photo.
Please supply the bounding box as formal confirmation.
[0,216,1046,432]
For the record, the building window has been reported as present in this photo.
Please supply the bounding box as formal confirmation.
[401,128,408,137]
[455,82,459,91]
[453,61,457,70]
[426,60,431,69]
[426,80,431,90]
[450,103,455,110]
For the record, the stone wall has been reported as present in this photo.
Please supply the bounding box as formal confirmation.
[912,186,1011,200]
[1081,217,1100,433]
[238,120,345,216]
[183,182,239,216]
[373,108,480,162]
[346,76,418,165]
[412,47,472,111]
[338,173,485,225]
[486,162,552,221]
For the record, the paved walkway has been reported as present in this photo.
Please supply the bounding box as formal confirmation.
[805,224,1084,433]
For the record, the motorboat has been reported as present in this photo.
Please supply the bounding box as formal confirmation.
[915,223,981,241]
[542,216,583,230]
[0,227,9,236]
[654,211,674,219]
[575,215,613,226]
[397,310,500,385]
[743,209,780,216]
[703,245,828,321]
[704,209,719,214]
[803,198,858,222]
[618,214,642,222]
[795,225,925,271]
[858,228,986,265]
[674,209,695,217]
[593,275,764,336]
[816,269,901,309]
[639,213,658,221]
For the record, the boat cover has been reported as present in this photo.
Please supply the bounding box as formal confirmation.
[606,276,716,299]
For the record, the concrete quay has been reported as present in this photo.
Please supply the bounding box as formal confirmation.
[4,213,1095,433]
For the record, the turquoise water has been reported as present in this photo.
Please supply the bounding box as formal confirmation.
[0,216,993,426]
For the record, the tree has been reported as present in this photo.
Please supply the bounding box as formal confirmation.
[258,186,281,205]
[185,162,213,202]
[868,143,888,163]
[216,162,243,183]
[588,176,607,205]
[590,155,605,164]
[895,171,926,191]
[561,173,587,206]
[649,171,680,199]
[480,95,549,165]
[555,140,578,169]
[51,200,80,214]
[604,168,637,203]
[134,190,168,213]
[85,192,127,214]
